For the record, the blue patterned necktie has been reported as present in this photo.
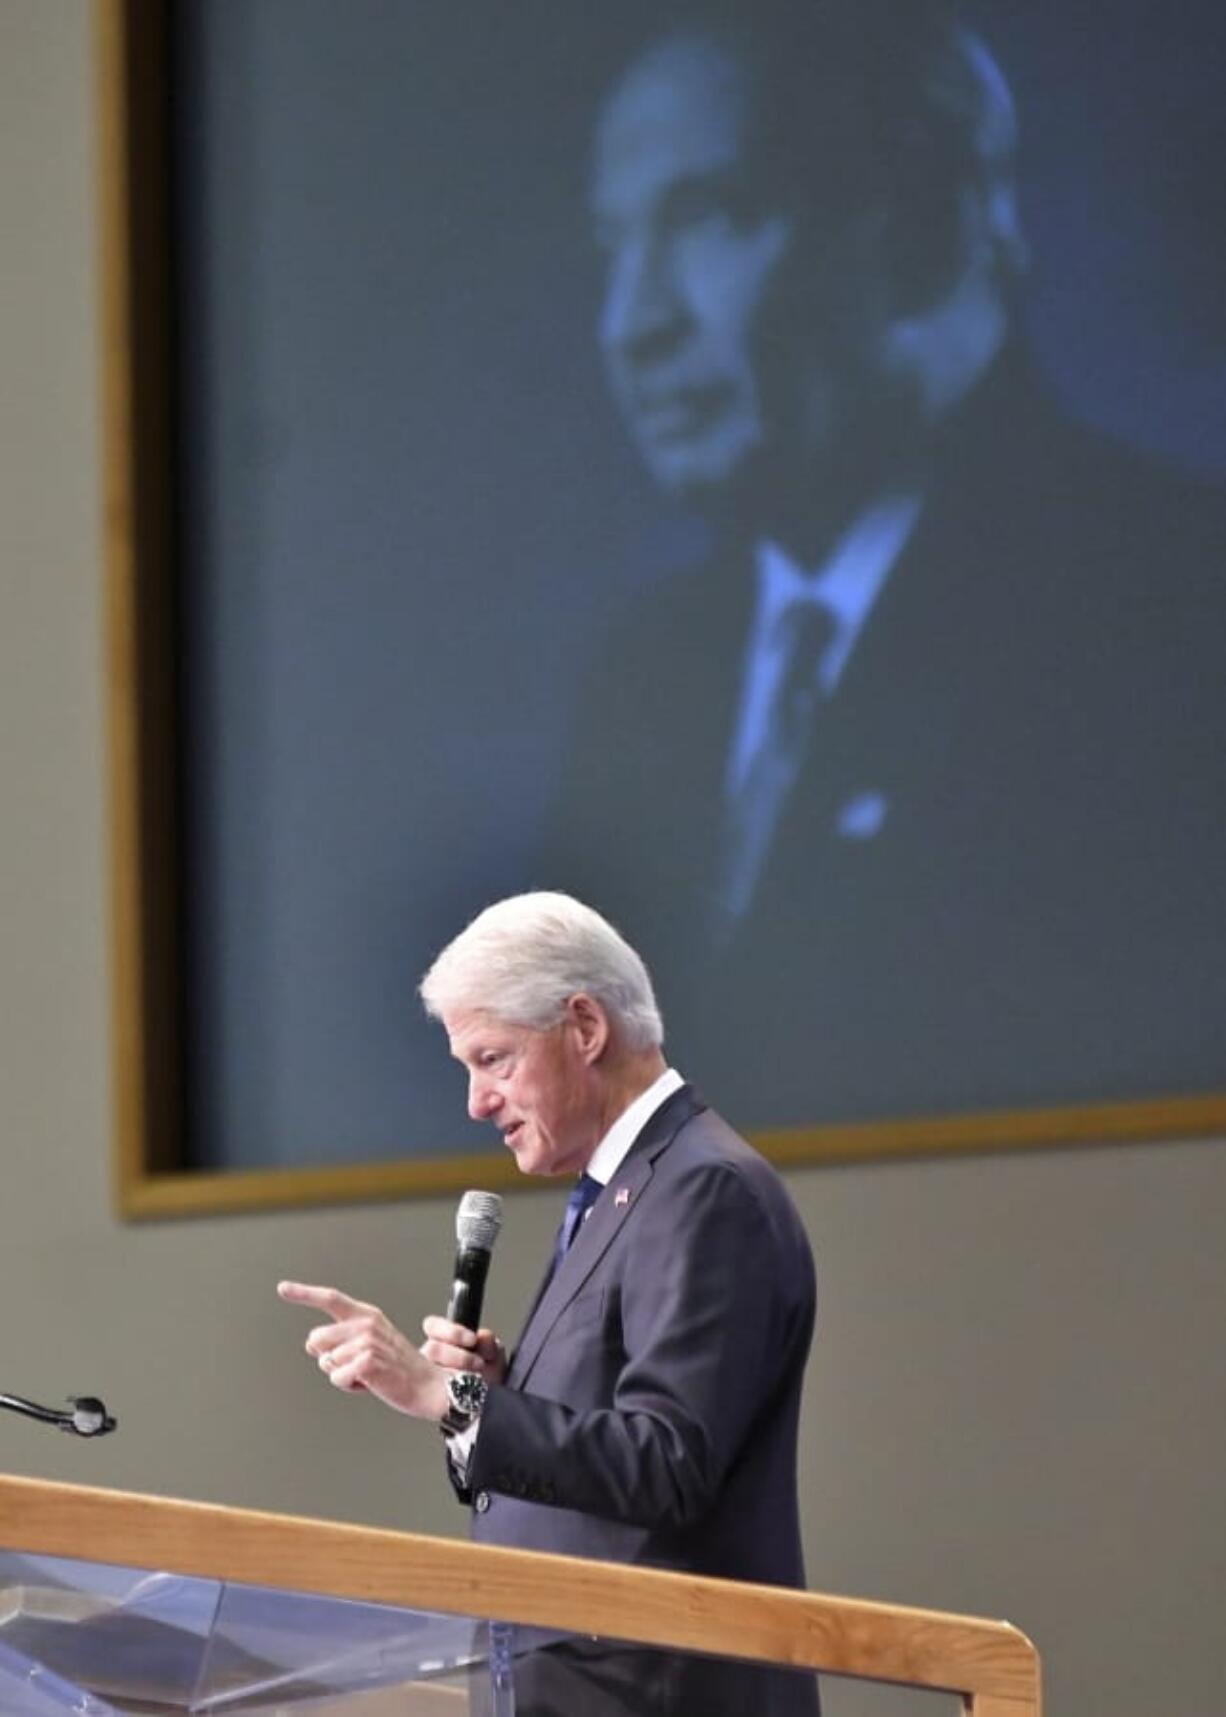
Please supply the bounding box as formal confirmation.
[552,1172,603,1275]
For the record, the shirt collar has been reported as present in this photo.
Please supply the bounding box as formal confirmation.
[585,1067,685,1186]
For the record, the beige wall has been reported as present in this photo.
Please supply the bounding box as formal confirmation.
[2,8,1223,1714]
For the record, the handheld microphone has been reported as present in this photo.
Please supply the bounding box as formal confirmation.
[446,1190,503,1331]
[0,1392,117,1437]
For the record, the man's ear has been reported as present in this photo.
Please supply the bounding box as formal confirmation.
[565,993,610,1064]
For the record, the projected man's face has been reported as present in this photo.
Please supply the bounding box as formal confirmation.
[591,30,894,524]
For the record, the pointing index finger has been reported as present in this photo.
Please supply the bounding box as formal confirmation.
[277,1281,363,1321]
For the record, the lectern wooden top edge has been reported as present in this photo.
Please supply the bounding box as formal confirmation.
[0,1474,1041,1714]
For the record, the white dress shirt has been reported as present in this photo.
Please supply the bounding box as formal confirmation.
[583,1066,685,1187]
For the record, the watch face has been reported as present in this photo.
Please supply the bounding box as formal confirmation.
[449,1370,487,1417]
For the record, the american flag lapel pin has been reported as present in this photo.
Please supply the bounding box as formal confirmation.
[614,1187,631,1208]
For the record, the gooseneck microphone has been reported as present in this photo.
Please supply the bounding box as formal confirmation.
[1,1392,117,1437]
[446,1190,503,1331]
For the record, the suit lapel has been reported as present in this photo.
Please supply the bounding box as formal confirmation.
[507,1085,704,1388]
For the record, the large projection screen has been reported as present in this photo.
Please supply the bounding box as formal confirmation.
[100,0,1226,1215]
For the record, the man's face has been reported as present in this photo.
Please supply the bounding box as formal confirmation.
[591,30,895,519]
[445,1007,602,1178]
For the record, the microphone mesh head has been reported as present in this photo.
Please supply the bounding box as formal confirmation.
[456,1189,503,1250]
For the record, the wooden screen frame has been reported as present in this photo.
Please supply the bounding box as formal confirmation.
[96,0,1225,1220]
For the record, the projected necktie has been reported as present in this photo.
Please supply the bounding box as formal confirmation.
[715,597,836,930]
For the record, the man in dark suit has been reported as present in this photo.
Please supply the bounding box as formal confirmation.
[545,0,1226,1130]
[280,891,819,1713]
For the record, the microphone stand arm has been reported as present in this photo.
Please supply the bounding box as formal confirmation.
[0,1392,117,1436]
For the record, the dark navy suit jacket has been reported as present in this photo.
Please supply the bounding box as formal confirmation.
[458,1085,820,1714]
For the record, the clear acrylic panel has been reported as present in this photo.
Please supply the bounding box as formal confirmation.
[0,1549,489,1713]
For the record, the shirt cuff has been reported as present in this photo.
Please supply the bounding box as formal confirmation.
[444,1415,481,1481]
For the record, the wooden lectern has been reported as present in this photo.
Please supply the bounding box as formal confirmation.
[0,1474,1040,1714]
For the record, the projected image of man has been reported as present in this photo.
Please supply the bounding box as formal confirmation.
[546,0,1226,1126]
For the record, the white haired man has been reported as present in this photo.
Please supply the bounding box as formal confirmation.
[281,891,819,1714]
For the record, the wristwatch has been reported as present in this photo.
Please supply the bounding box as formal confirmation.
[439,1369,488,1436]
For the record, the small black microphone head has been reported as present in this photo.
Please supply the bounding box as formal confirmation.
[67,1396,116,1437]
[456,1189,503,1252]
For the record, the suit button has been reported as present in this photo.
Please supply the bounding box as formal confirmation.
[474,1490,491,1513]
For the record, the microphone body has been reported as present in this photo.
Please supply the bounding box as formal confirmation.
[447,1247,491,1329]
[447,1190,503,1331]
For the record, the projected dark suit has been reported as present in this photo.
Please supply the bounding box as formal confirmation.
[545,352,1226,1128]
[462,1081,819,1713]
